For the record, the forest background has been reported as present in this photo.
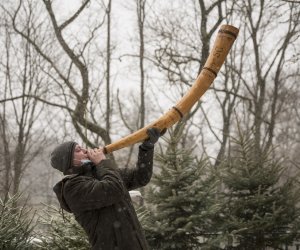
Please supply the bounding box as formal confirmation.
[0,0,300,249]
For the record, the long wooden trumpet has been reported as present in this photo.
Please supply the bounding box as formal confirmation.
[104,24,239,154]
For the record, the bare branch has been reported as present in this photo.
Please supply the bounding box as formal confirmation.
[6,1,81,100]
[0,95,74,113]
[59,0,91,31]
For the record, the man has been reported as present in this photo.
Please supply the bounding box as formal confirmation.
[50,128,162,250]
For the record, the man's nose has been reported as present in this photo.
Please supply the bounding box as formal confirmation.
[82,148,87,153]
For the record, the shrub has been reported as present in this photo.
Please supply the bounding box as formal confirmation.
[0,193,36,250]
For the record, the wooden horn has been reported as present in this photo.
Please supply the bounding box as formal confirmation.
[104,24,239,154]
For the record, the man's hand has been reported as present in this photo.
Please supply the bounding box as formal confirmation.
[140,127,165,151]
[87,148,106,165]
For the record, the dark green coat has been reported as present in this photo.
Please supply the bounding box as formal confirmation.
[53,147,153,250]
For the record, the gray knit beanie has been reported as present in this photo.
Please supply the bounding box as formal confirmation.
[50,141,77,175]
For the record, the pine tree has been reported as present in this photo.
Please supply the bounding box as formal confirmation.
[0,193,36,250]
[141,130,219,250]
[215,132,300,250]
[37,205,89,250]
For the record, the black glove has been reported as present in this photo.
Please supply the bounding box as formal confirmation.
[140,127,165,151]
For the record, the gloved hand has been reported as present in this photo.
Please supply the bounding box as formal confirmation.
[140,127,166,151]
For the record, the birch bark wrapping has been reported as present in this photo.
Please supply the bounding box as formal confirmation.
[104,24,239,154]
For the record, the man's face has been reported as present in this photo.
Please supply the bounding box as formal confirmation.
[73,145,89,167]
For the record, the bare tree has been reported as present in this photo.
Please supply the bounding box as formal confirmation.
[1,0,114,150]
[0,10,48,196]
[137,0,147,129]
[231,0,300,161]
[105,0,112,135]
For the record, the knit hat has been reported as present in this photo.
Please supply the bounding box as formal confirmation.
[50,141,77,175]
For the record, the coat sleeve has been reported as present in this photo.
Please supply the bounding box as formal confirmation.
[118,145,154,191]
[63,160,125,212]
